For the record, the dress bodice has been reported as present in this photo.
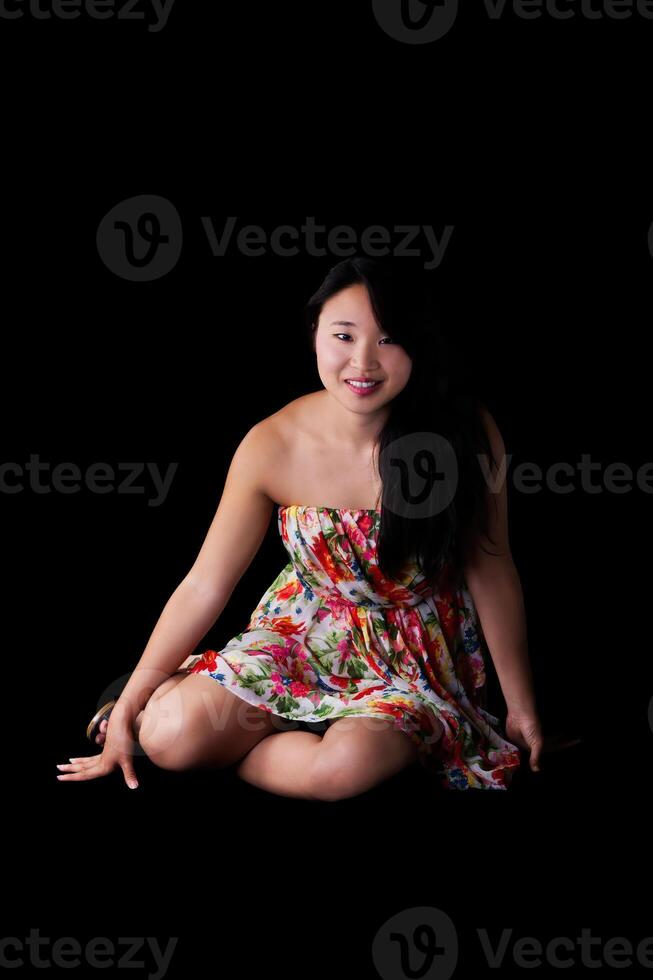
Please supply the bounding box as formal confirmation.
[278,505,454,611]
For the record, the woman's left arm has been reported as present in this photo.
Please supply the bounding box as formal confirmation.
[465,555,538,714]
[462,404,544,772]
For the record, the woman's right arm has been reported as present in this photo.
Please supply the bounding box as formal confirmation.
[113,419,279,724]
[111,580,231,722]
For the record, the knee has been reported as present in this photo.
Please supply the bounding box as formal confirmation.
[138,699,193,771]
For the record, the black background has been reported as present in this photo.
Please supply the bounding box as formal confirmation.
[2,2,652,978]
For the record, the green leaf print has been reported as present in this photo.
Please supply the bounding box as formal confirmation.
[313,704,336,719]
[272,693,301,713]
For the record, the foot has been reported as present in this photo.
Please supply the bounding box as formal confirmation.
[95,718,109,746]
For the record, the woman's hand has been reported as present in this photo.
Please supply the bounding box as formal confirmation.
[56,704,141,789]
[505,707,583,774]
[505,707,545,773]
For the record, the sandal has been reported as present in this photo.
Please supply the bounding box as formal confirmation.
[86,698,118,742]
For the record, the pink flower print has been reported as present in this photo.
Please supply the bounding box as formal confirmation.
[286,639,308,660]
[390,631,405,655]
[265,642,290,656]
[262,638,305,664]
[337,638,353,662]
[345,521,368,553]
[270,671,286,696]
[322,595,355,619]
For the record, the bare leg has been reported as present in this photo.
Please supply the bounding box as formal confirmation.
[95,671,283,771]
[234,730,324,799]
[312,715,423,800]
[136,674,284,771]
[236,715,430,801]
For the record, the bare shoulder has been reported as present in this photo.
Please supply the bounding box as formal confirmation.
[234,415,285,494]
[264,390,325,446]
[237,394,314,499]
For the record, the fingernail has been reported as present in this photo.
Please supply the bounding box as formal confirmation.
[128,781,138,789]
[56,764,66,769]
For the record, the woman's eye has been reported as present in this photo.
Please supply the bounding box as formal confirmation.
[333,333,395,344]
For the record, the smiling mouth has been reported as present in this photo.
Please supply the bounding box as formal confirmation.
[344,379,383,391]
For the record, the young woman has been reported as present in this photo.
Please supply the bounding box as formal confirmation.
[57,255,549,798]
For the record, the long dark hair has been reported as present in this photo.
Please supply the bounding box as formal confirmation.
[303,255,502,590]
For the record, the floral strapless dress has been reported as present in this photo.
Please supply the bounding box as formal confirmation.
[177,506,522,790]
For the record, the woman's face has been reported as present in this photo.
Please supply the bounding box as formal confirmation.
[314,282,413,412]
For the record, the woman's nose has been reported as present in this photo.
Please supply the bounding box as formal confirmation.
[350,352,380,370]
